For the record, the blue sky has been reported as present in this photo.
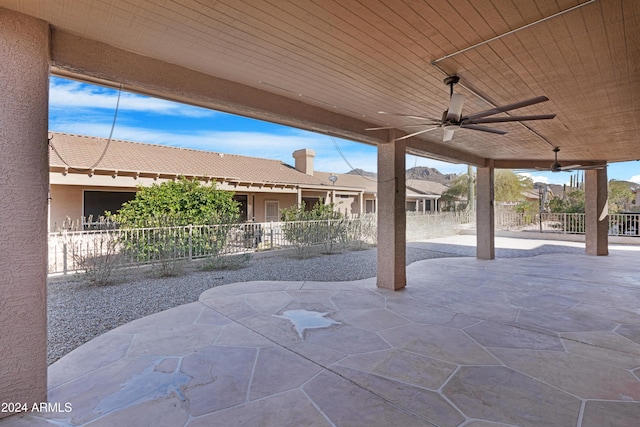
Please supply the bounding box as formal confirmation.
[49,76,639,185]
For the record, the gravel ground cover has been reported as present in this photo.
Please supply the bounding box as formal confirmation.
[47,246,462,365]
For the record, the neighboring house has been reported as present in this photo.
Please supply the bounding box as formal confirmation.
[406,180,448,213]
[48,132,444,230]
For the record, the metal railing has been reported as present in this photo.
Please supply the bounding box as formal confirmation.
[47,212,638,275]
[48,218,377,275]
[495,212,639,236]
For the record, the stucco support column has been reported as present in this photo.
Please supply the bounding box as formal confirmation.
[476,163,495,260]
[585,167,608,256]
[0,8,50,416]
[377,130,406,290]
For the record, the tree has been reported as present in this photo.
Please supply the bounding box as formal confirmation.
[440,173,471,211]
[608,180,634,213]
[547,180,633,214]
[441,170,533,211]
[494,170,533,203]
[549,189,585,213]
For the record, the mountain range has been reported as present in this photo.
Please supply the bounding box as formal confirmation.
[347,167,457,185]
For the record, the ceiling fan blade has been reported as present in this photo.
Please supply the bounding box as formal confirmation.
[463,114,556,125]
[446,94,465,122]
[462,96,550,121]
[580,165,607,170]
[443,128,456,142]
[366,123,438,131]
[558,164,583,171]
[460,124,507,135]
[395,127,439,141]
[378,111,438,121]
[560,164,606,171]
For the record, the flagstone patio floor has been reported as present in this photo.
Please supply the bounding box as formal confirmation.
[3,237,640,426]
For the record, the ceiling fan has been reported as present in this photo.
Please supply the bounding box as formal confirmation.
[533,147,606,173]
[367,75,556,142]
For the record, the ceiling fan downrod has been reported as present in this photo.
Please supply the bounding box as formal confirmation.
[443,75,460,99]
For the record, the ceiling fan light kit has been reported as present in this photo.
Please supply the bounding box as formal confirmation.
[369,75,556,143]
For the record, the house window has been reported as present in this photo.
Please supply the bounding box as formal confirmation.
[83,190,136,221]
[234,194,248,221]
[425,200,432,211]
[265,201,280,222]
[365,199,376,213]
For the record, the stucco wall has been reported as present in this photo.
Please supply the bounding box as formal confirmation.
[0,8,49,415]
[50,184,83,229]
[253,193,297,222]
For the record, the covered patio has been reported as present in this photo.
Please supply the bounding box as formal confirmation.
[3,237,640,426]
[1,0,639,424]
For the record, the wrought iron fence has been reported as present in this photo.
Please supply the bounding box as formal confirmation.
[48,217,377,275]
[47,212,639,275]
[495,212,640,236]
[608,213,640,236]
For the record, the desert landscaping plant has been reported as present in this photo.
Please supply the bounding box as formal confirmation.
[281,202,347,258]
[199,253,252,271]
[67,229,124,285]
[345,215,377,250]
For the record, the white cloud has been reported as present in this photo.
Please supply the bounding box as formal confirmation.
[631,175,640,184]
[516,172,573,186]
[49,78,214,118]
[518,172,548,184]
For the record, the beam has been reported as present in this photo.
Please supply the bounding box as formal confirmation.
[406,141,486,167]
[51,30,381,144]
[50,30,486,167]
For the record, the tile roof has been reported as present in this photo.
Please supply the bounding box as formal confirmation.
[49,133,447,197]
[314,171,377,193]
[406,180,449,196]
[49,132,327,187]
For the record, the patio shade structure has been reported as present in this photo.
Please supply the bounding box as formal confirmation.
[1,0,638,415]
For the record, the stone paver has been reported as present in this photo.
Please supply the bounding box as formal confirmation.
[2,237,640,426]
[443,366,581,427]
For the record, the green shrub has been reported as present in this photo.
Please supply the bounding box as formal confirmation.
[110,177,240,274]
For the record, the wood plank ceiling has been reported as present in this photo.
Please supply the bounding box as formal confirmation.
[2,0,638,167]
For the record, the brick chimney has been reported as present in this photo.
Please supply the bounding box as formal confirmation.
[293,148,315,175]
